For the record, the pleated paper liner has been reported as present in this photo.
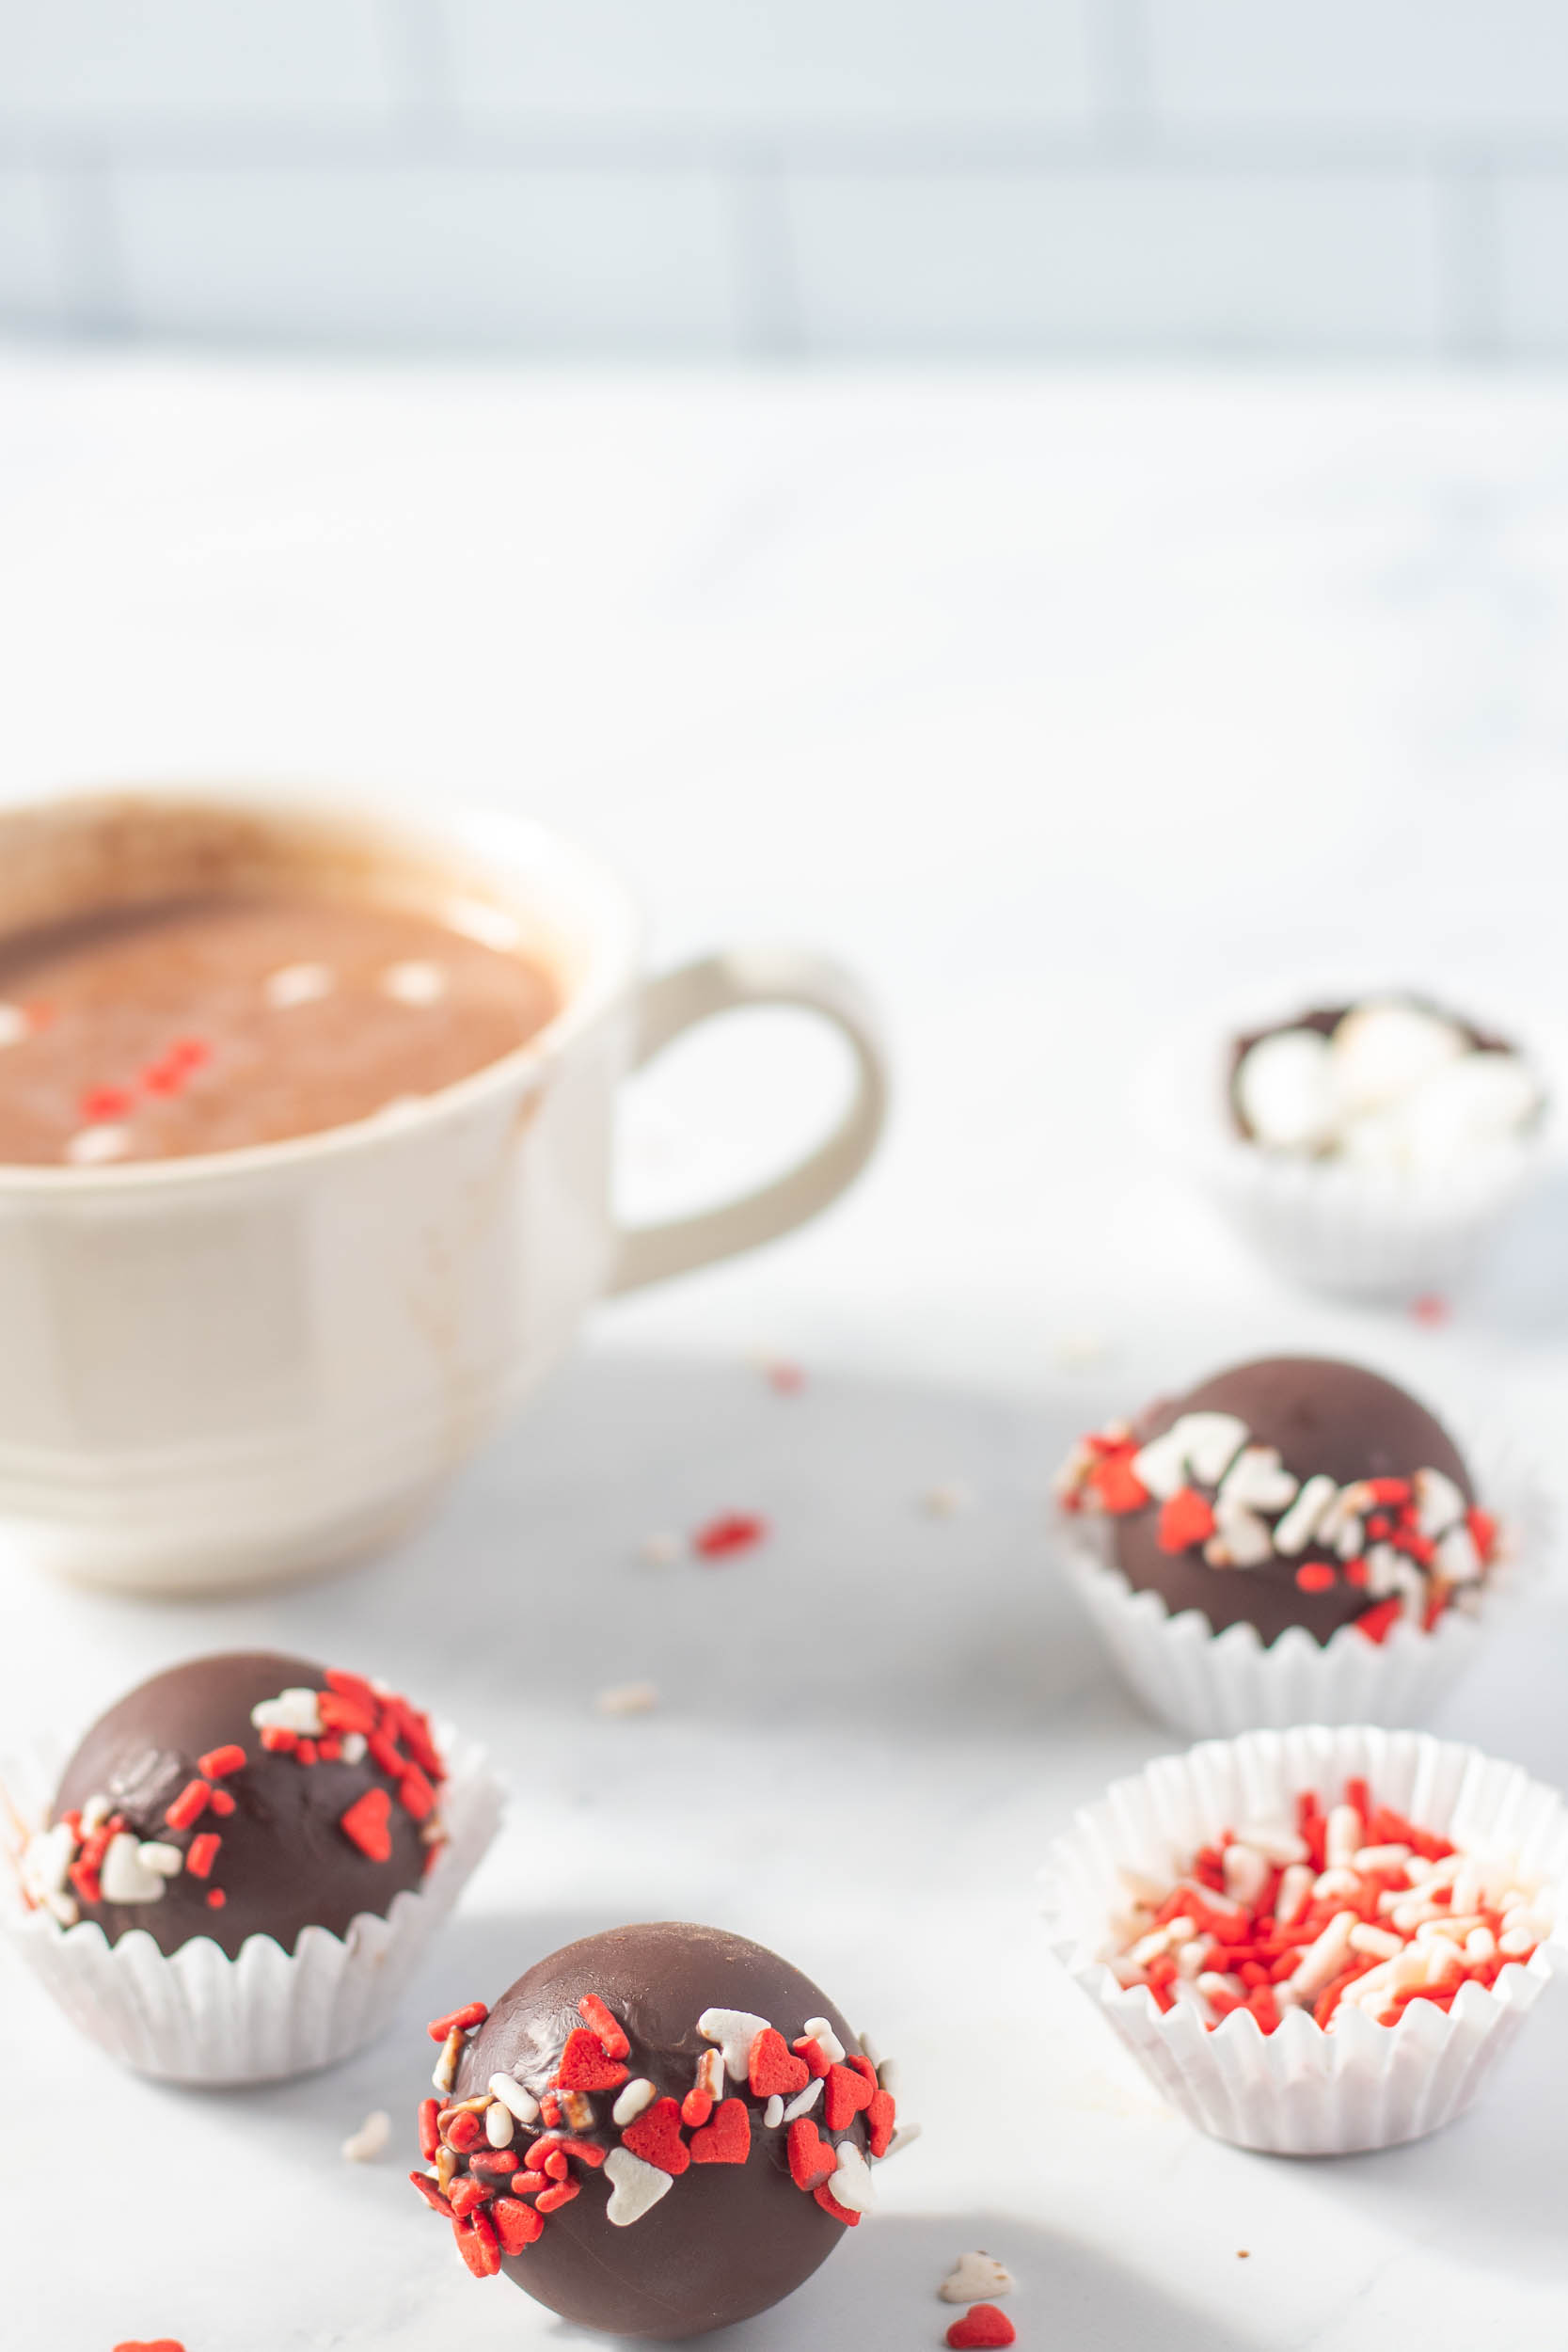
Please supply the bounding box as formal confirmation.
[0,1727,502,2085]
[1040,1724,1567,2155]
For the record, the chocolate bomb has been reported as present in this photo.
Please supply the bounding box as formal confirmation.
[1061,1357,1494,1645]
[38,1651,445,1959]
[414,1922,899,2340]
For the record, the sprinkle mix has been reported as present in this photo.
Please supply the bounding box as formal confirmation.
[409,1995,906,2279]
[18,1669,446,1929]
[1105,1776,1551,2034]
[1057,1409,1498,1640]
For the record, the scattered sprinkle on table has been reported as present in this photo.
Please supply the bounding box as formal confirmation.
[922,1482,974,1517]
[1411,1294,1450,1326]
[341,2108,391,2162]
[637,1531,685,1565]
[946,2306,1016,2349]
[596,1681,659,1717]
[940,2252,1014,2302]
[690,1513,769,1561]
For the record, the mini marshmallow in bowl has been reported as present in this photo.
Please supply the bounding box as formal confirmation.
[1145,987,1555,1297]
[1040,1724,1567,2154]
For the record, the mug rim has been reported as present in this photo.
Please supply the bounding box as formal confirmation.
[0,780,644,1194]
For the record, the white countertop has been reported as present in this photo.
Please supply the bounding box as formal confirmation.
[1,354,1566,2350]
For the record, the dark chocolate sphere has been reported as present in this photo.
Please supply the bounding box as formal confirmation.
[48,1651,443,1959]
[1114,1356,1474,1644]
[435,1922,880,2340]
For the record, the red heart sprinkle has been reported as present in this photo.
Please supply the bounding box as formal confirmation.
[339,1786,392,1861]
[1354,1597,1403,1645]
[555,2026,629,2092]
[491,2196,543,2254]
[813,2181,861,2227]
[113,2344,185,2351]
[452,2211,500,2277]
[1157,1486,1216,1554]
[823,2061,875,2131]
[865,2086,896,2157]
[846,2054,878,2089]
[748,2026,809,2099]
[785,2118,836,2193]
[620,2095,689,2175]
[1090,1454,1150,1513]
[689,2097,752,2166]
[946,2305,1016,2348]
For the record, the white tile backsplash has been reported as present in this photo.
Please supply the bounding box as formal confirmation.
[0,2,1566,355]
[0,0,395,125]
[1147,0,1568,133]
[442,0,1096,128]
[113,164,740,352]
[784,166,1444,356]
[0,169,71,325]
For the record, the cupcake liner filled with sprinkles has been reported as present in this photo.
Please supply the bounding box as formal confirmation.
[1040,1724,1567,2154]
[1055,1420,1548,1738]
[0,1724,502,2085]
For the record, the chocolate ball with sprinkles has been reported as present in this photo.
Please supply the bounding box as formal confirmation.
[409,1922,912,2340]
[24,1651,449,1959]
[1057,1357,1501,1649]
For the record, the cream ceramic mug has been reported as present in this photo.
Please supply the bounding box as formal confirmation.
[0,788,888,1594]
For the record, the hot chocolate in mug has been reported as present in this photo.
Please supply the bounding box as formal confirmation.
[0,787,888,1592]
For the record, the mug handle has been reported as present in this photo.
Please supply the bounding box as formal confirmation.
[609,946,888,1295]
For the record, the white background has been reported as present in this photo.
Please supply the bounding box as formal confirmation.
[0,354,1567,2346]
[8,3,1568,356]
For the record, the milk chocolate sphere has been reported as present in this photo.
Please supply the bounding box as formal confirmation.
[1061,1357,1495,1645]
[35,1651,447,1958]
[410,1922,901,2340]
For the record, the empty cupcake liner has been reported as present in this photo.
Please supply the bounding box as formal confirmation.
[1057,1421,1549,1739]
[1040,1724,1568,2154]
[1140,1008,1556,1300]
[0,1728,502,2085]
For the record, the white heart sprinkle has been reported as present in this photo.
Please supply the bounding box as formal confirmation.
[940,2252,1015,2304]
[1217,1445,1298,1514]
[99,1831,166,1904]
[828,2141,877,2213]
[698,2007,771,2083]
[604,2148,675,2227]
[251,1687,323,1736]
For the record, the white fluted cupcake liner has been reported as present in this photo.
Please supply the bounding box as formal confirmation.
[1040,1725,1568,2153]
[1058,1422,1549,1739]
[1139,1008,1556,1300]
[0,1729,502,2085]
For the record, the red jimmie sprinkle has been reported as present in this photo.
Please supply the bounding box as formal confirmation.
[534,2181,579,2214]
[208,1788,236,1817]
[340,1787,393,1862]
[418,2099,440,2160]
[577,1993,630,2059]
[184,1833,221,1880]
[691,1513,769,1561]
[492,2196,543,2254]
[164,1779,211,1832]
[409,2171,453,2217]
[428,2000,489,2042]
[198,1744,246,1779]
[112,2343,187,2352]
[398,1766,436,1823]
[205,1888,226,1910]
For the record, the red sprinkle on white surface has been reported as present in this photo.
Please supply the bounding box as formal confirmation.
[690,1513,769,1562]
[1104,1776,1550,2032]
[946,2306,1017,2348]
[1411,1294,1451,1327]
